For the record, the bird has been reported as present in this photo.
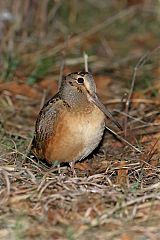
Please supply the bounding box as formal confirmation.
[31,71,121,172]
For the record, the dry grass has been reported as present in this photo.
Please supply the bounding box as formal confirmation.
[0,1,160,239]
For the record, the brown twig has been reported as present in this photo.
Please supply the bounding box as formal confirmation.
[83,52,89,72]
[58,37,69,90]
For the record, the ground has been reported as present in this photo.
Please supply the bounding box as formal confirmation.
[0,1,160,240]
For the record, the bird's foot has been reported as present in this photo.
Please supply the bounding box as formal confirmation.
[69,161,77,177]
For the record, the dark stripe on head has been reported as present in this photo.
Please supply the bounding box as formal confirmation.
[78,71,89,76]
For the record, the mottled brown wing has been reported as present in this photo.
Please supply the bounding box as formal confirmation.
[31,94,62,158]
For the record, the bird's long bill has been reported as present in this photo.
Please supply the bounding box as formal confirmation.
[90,94,122,130]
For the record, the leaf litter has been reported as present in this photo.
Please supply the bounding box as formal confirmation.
[0,1,160,240]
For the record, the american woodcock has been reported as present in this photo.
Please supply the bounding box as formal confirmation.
[32,72,121,171]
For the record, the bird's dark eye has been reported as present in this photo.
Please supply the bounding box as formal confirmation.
[77,77,84,84]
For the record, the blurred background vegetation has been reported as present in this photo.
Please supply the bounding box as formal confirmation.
[0,0,160,86]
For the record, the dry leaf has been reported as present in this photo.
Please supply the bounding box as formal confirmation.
[39,77,58,94]
[120,233,135,240]
[75,161,92,171]
[116,160,129,185]
[94,76,112,91]
[0,82,41,99]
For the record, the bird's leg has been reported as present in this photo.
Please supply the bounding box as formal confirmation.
[69,161,77,177]
[58,163,61,174]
